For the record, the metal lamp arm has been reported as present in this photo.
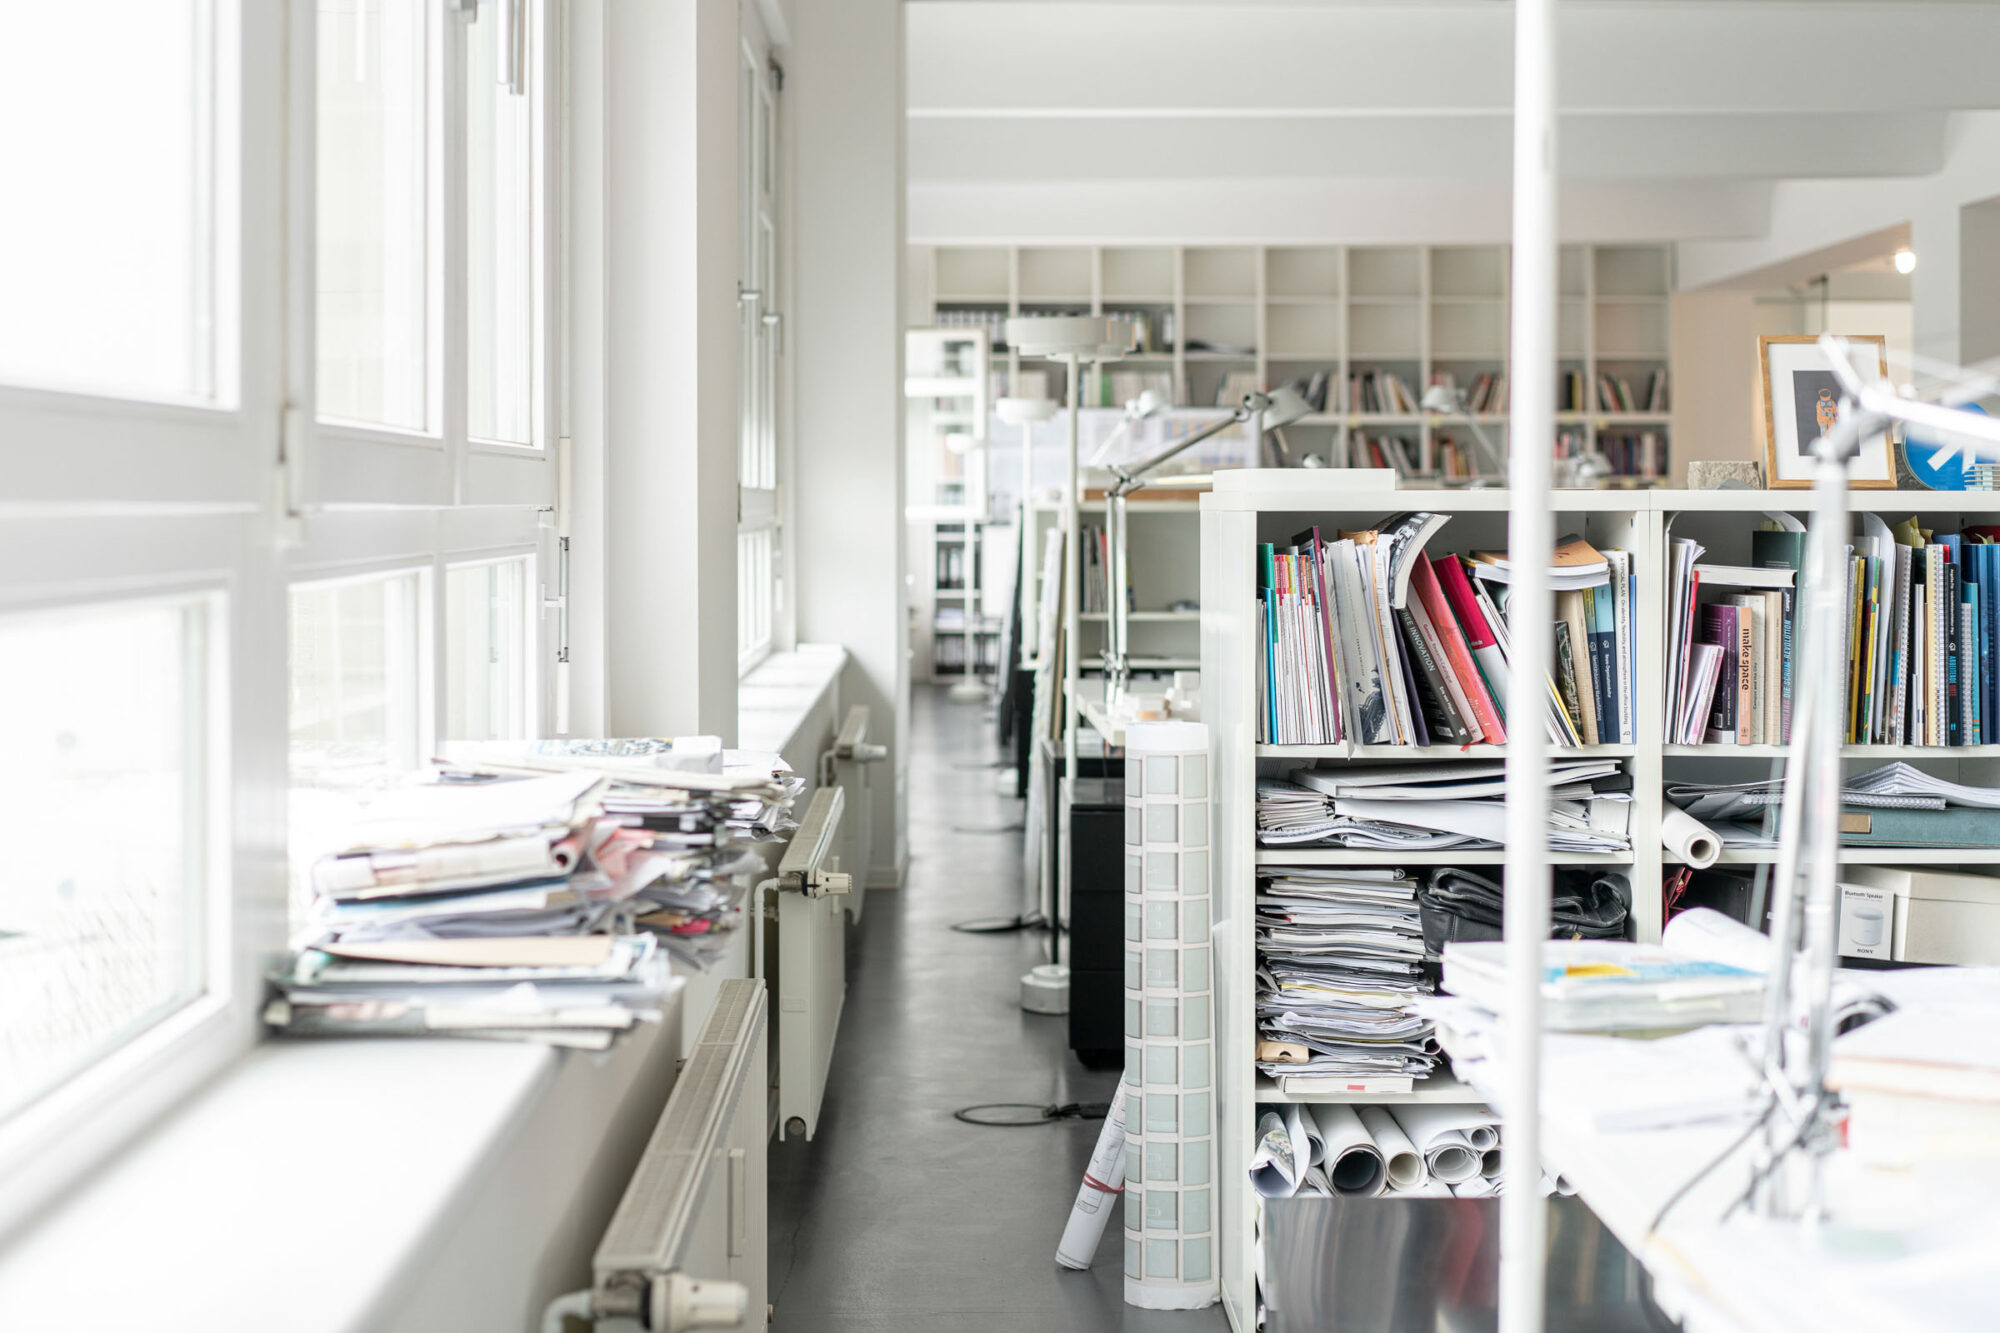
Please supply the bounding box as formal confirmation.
[1107,403,1254,496]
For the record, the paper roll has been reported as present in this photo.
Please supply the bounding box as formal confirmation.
[1661,804,1721,869]
[1388,1104,1498,1186]
[1249,1110,1305,1199]
[1661,905,1770,973]
[1308,1103,1387,1198]
[1451,1176,1498,1198]
[1481,1146,1501,1179]
[1386,1178,1455,1198]
[1057,1082,1130,1269]
[1358,1105,1424,1191]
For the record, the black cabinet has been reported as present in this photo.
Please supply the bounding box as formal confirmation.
[1068,777,1125,1069]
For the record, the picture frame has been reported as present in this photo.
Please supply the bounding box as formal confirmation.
[1759,334,1896,488]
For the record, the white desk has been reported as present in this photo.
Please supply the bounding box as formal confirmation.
[1438,1001,2000,1333]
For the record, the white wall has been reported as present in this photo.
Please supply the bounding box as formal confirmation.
[910,177,1772,248]
[790,0,909,885]
[589,0,740,742]
[1679,111,2000,369]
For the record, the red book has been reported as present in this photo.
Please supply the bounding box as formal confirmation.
[1410,551,1507,744]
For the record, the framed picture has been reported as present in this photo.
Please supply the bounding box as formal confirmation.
[1759,334,1896,488]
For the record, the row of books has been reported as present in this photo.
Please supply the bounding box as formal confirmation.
[934,541,974,591]
[1350,369,1419,414]
[1079,523,1118,615]
[1667,521,2000,747]
[1597,370,1669,413]
[1353,431,1421,476]
[1597,430,1669,480]
[1254,514,1636,749]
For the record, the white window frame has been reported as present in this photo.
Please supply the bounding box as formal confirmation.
[442,547,543,742]
[736,9,781,675]
[0,0,560,1237]
[294,0,558,511]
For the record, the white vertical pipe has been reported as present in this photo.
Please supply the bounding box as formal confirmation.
[1062,353,1083,964]
[1502,0,1557,1330]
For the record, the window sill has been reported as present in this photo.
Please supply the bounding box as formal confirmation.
[0,948,744,1332]
[738,642,847,756]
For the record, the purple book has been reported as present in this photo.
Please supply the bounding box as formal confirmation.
[1701,603,1739,743]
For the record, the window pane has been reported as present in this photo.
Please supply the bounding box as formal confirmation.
[466,2,535,445]
[318,0,430,430]
[0,1,218,402]
[444,557,531,741]
[738,527,773,670]
[289,572,425,782]
[0,599,211,1121]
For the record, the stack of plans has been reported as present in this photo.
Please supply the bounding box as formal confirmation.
[1256,759,1633,854]
[271,742,801,1046]
[1255,869,1438,1094]
[1669,762,2000,850]
[1249,1101,1510,1199]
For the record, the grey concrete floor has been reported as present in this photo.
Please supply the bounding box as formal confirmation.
[767,687,1232,1333]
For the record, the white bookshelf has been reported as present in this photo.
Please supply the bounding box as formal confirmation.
[1199,477,2000,1332]
[915,242,1675,485]
[1028,497,1203,683]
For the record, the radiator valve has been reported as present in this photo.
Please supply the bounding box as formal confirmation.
[652,1272,749,1331]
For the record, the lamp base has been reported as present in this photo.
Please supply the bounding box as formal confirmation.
[948,678,988,702]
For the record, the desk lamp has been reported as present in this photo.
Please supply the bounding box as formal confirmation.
[1004,315,1135,961]
[1419,382,1506,480]
[1101,383,1311,705]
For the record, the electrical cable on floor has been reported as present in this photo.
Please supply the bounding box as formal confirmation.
[953,1101,1109,1127]
[949,912,1047,934]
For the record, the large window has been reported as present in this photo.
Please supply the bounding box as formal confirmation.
[444,555,535,740]
[0,597,218,1124]
[738,40,782,672]
[0,1,225,404]
[289,570,429,783]
[466,1,539,446]
[316,0,432,431]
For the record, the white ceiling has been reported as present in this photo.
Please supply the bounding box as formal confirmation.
[905,1,2000,243]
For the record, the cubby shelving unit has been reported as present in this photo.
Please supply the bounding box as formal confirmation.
[1200,475,2000,1331]
[1027,497,1203,678]
[914,242,1675,485]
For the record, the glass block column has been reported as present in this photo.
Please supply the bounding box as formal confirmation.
[1121,720,1218,1310]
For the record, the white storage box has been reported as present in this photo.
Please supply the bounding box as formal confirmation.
[1840,867,2000,965]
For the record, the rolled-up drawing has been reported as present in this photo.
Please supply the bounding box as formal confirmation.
[1451,1176,1498,1198]
[1357,1105,1423,1191]
[1481,1146,1501,1179]
[1307,1103,1387,1197]
[1291,1102,1325,1169]
[1661,803,1721,869]
[1388,1103,1498,1185]
[1386,1178,1455,1198]
[1250,1110,1305,1198]
[1056,1082,1130,1270]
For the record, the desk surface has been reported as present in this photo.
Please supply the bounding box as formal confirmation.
[1438,985,2000,1333]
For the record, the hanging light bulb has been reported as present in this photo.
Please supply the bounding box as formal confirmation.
[1894,248,1918,275]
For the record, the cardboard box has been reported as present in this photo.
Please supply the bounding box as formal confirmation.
[1839,867,2000,965]
[1836,881,1893,960]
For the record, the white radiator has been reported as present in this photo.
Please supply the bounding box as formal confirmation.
[544,979,769,1333]
[775,783,850,1141]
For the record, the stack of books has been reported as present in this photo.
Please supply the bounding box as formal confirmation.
[1595,370,1668,413]
[1666,521,2000,747]
[270,745,801,1046]
[1255,869,1438,1094]
[1352,432,1421,476]
[1255,515,1637,749]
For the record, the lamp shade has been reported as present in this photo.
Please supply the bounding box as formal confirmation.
[997,396,1059,426]
[1005,315,1136,361]
[1262,383,1314,430]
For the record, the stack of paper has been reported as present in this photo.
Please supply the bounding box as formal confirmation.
[1669,762,2000,849]
[1441,938,1763,1033]
[1255,870,1438,1094]
[1256,760,1633,854]
[270,743,802,1046]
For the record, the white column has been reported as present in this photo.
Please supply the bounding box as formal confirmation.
[791,0,910,885]
[588,0,739,742]
[1501,0,1557,1330]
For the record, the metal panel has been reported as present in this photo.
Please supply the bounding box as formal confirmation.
[1262,1196,1674,1333]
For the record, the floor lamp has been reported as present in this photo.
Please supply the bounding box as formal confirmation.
[1004,315,1135,965]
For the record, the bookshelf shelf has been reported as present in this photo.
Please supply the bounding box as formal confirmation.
[1254,848,1635,868]
[914,242,1674,480]
[1667,847,2000,867]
